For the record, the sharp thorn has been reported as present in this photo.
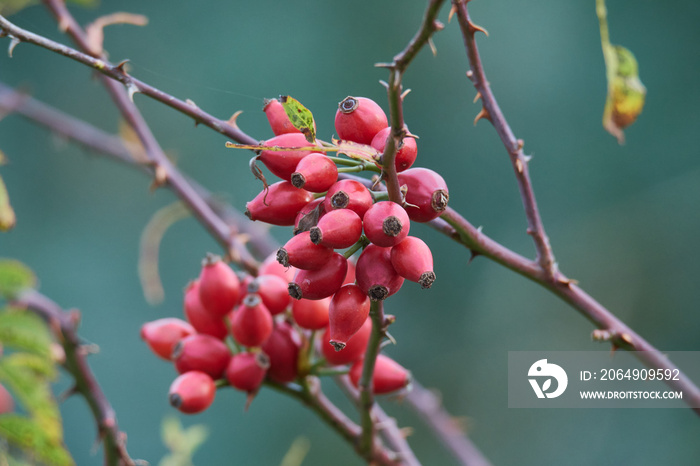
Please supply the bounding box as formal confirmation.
[8,37,20,58]
[400,88,412,100]
[448,5,457,23]
[126,83,140,102]
[378,80,389,90]
[468,21,489,36]
[115,59,131,72]
[428,38,438,57]
[473,107,490,125]
[227,110,244,129]
[473,91,482,103]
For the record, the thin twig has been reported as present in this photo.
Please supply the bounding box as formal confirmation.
[0,81,270,271]
[13,290,136,466]
[406,381,492,466]
[436,208,700,414]
[0,6,257,274]
[379,0,447,204]
[358,301,386,457]
[452,0,556,280]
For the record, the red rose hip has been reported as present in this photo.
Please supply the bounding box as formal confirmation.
[169,371,216,414]
[198,255,240,317]
[397,168,449,222]
[226,352,270,393]
[247,274,291,315]
[291,153,338,193]
[322,317,372,366]
[323,180,373,218]
[184,281,228,339]
[263,98,302,136]
[362,201,410,247]
[262,322,301,383]
[328,284,371,351]
[172,334,230,379]
[230,294,274,348]
[245,181,314,226]
[335,96,388,145]
[356,244,404,301]
[309,209,363,249]
[277,231,334,270]
[141,318,196,361]
[288,252,348,300]
[258,133,316,181]
[390,236,436,288]
[292,297,331,330]
[349,354,411,394]
[370,127,418,172]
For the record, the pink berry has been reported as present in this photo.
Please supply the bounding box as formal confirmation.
[263,98,301,136]
[169,371,216,414]
[184,281,227,339]
[288,252,348,300]
[397,168,449,222]
[390,236,435,288]
[245,181,314,226]
[226,352,270,393]
[292,297,331,330]
[335,96,388,145]
[355,244,404,301]
[370,127,417,172]
[247,274,291,315]
[362,201,410,247]
[322,317,371,366]
[198,255,240,317]
[258,133,316,181]
[262,322,301,383]
[309,209,363,249]
[277,231,334,270]
[349,354,411,394]
[328,284,370,351]
[141,318,196,361]
[291,153,338,193]
[323,180,373,218]
[230,294,274,348]
[172,334,230,379]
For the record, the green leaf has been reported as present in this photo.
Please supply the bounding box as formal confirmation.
[0,308,53,358]
[0,259,36,300]
[602,45,646,144]
[0,174,16,232]
[0,416,74,466]
[0,354,60,441]
[159,416,208,466]
[280,96,316,143]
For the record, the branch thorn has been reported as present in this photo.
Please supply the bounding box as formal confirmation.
[515,158,524,173]
[227,110,244,130]
[151,165,168,189]
[428,37,438,57]
[473,91,482,103]
[473,107,490,125]
[126,83,140,102]
[374,62,393,69]
[378,80,389,90]
[468,250,480,264]
[115,59,131,73]
[7,36,20,58]
[468,21,489,37]
[448,5,457,23]
[400,88,412,100]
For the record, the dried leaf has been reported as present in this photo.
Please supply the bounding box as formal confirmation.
[85,12,148,56]
[138,202,190,305]
[279,96,316,143]
[602,45,646,143]
[0,174,16,232]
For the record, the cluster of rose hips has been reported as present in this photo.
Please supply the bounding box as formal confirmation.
[140,96,449,414]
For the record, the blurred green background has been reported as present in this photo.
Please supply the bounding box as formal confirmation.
[1,0,699,464]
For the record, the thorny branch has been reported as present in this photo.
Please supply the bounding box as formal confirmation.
[13,290,137,466]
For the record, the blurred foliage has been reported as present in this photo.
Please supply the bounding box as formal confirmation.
[159,416,208,466]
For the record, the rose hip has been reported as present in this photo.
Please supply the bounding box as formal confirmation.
[262,322,301,383]
[226,352,270,393]
[292,297,331,330]
[172,334,230,379]
[328,284,370,351]
[362,201,410,248]
[169,371,216,414]
[198,255,240,317]
[277,231,334,270]
[247,274,291,315]
[323,180,373,218]
[322,317,371,366]
[184,281,227,339]
[141,318,196,361]
[245,181,313,226]
[335,96,388,145]
[355,244,404,301]
[370,127,417,172]
[309,209,363,249]
[288,252,348,300]
[230,294,273,348]
[263,98,301,136]
[349,354,411,394]
[259,253,297,283]
[258,133,316,181]
[390,236,436,288]
[397,168,449,222]
[291,153,338,193]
